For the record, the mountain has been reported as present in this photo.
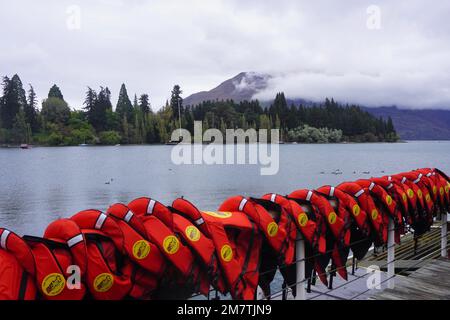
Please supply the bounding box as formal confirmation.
[364,107,450,140]
[183,72,270,106]
[184,72,450,140]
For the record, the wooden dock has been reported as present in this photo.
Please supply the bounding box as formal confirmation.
[369,258,450,300]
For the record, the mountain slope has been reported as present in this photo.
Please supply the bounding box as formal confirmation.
[184,72,270,106]
[365,107,450,140]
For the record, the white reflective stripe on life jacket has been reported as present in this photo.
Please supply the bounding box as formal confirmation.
[270,194,277,202]
[239,198,248,211]
[95,213,107,229]
[388,176,392,181]
[147,199,156,215]
[369,182,375,191]
[67,234,84,248]
[355,189,364,198]
[387,183,394,190]
[195,217,205,226]
[329,187,335,197]
[401,177,407,184]
[0,229,11,250]
[124,211,133,223]
[306,190,313,201]
[426,173,432,177]
[414,174,423,184]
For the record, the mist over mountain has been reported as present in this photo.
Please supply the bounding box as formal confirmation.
[184,72,271,107]
[184,72,450,140]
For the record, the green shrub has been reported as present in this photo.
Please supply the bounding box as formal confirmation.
[99,131,121,145]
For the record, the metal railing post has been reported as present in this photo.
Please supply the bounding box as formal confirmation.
[387,217,395,289]
[295,231,306,300]
[441,212,448,258]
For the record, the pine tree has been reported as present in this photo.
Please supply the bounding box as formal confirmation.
[0,75,27,129]
[11,109,29,143]
[48,84,64,100]
[25,84,38,132]
[116,84,133,122]
[170,85,183,120]
[139,94,151,114]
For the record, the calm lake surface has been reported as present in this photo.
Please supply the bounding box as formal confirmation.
[1,141,449,236]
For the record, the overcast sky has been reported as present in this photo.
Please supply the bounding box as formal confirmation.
[1,0,450,109]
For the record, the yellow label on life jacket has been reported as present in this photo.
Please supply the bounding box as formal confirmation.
[385,195,393,206]
[407,189,414,199]
[220,244,233,262]
[352,205,361,217]
[425,193,431,202]
[371,209,379,220]
[445,185,449,194]
[328,212,337,225]
[267,222,278,237]
[203,211,232,219]
[298,213,309,227]
[94,273,114,293]
[402,193,407,203]
[185,225,200,242]
[163,235,180,255]
[132,240,151,260]
[417,189,423,199]
[433,186,437,195]
[441,187,446,196]
[41,273,65,297]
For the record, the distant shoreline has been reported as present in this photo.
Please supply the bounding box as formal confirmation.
[1,140,424,149]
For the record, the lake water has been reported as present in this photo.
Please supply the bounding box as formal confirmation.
[1,141,449,236]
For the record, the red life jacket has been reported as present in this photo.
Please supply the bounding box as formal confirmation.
[415,168,439,203]
[431,168,450,210]
[70,210,134,300]
[401,172,434,220]
[219,195,292,265]
[0,228,37,300]
[385,175,418,225]
[416,168,447,210]
[258,194,318,296]
[337,182,387,245]
[370,177,409,224]
[282,197,323,252]
[23,234,86,300]
[171,198,262,300]
[355,179,403,244]
[391,174,430,234]
[356,180,402,226]
[288,189,346,243]
[288,189,345,285]
[127,197,217,296]
[316,186,370,236]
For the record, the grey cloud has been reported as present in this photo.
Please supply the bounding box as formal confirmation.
[0,0,449,109]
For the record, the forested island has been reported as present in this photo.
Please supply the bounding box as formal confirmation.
[0,74,398,146]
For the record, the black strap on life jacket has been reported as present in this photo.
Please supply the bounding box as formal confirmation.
[232,220,257,299]
[17,271,29,300]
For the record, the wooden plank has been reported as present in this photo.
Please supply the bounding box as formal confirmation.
[370,259,450,300]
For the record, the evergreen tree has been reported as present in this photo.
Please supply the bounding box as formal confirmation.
[25,84,38,132]
[170,85,183,120]
[139,94,151,114]
[86,87,112,132]
[0,75,27,129]
[11,109,30,143]
[133,94,139,110]
[386,116,395,134]
[116,83,133,122]
[48,84,64,100]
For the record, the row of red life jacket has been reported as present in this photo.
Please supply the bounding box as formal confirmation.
[0,168,449,300]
